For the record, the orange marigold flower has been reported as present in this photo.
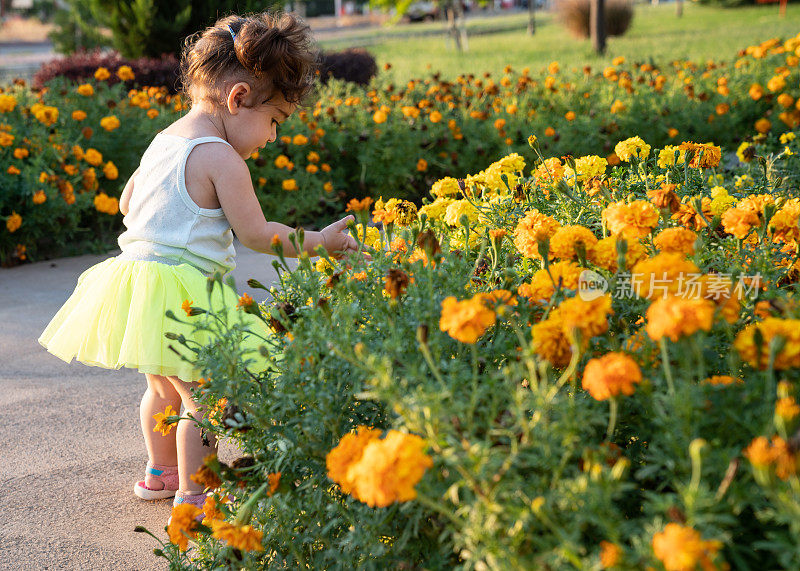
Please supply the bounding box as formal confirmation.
[6,211,22,233]
[672,197,714,230]
[602,200,659,239]
[384,269,411,300]
[647,183,681,213]
[721,207,760,239]
[210,520,264,552]
[549,225,598,261]
[703,375,743,386]
[282,178,298,191]
[769,198,800,244]
[632,253,700,300]
[292,134,308,145]
[755,118,771,134]
[513,209,561,259]
[653,228,698,255]
[84,148,103,166]
[551,294,613,342]
[678,141,722,169]
[346,197,374,212]
[582,351,642,401]
[531,316,573,367]
[734,318,800,370]
[645,296,715,342]
[99,115,120,131]
[416,158,428,172]
[94,67,110,81]
[345,430,433,507]
[152,404,178,436]
[181,299,194,316]
[652,523,723,571]
[744,436,773,468]
[600,541,622,568]
[518,260,583,302]
[167,503,201,551]
[776,396,800,422]
[116,65,135,81]
[439,294,497,343]
[77,84,94,96]
[326,426,383,494]
[590,235,646,272]
[237,292,255,309]
[32,190,47,204]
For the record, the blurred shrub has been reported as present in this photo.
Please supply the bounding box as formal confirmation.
[557,0,634,38]
[34,51,181,92]
[319,48,379,87]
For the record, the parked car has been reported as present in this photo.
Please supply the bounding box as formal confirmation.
[406,1,439,21]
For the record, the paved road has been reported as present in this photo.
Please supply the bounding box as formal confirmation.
[0,244,294,570]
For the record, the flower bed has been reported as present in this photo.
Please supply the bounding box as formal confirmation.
[1,33,798,265]
[147,128,800,569]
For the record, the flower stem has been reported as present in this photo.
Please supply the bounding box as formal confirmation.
[659,338,676,395]
[606,397,618,439]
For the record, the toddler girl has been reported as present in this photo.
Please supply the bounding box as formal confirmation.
[39,12,357,513]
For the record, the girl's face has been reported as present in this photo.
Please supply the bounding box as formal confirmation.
[226,85,296,158]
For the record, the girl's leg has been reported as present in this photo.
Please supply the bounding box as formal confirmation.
[140,374,182,474]
[168,376,218,494]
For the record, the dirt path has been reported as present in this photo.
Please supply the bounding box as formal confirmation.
[0,245,291,570]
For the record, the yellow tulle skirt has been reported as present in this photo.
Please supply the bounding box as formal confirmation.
[38,257,268,382]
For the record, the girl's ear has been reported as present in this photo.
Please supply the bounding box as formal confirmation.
[226,82,251,115]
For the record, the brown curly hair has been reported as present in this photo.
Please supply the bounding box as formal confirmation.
[180,12,318,106]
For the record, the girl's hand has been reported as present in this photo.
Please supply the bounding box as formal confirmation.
[320,215,359,259]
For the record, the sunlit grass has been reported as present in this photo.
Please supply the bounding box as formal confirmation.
[319,3,799,81]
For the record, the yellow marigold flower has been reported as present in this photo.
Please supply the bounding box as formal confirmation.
[77,84,94,96]
[153,404,178,436]
[645,296,715,342]
[345,430,433,508]
[32,104,59,126]
[614,136,651,161]
[631,253,700,300]
[531,316,573,367]
[103,161,118,180]
[549,225,598,261]
[767,74,787,92]
[564,155,607,183]
[599,541,622,568]
[116,65,135,81]
[734,318,800,370]
[401,105,420,118]
[652,523,723,571]
[602,200,659,239]
[590,235,645,272]
[6,211,22,233]
[94,67,110,81]
[292,134,308,145]
[439,294,496,344]
[444,199,480,228]
[430,176,461,198]
[653,228,697,255]
[657,145,686,168]
[533,156,565,190]
[209,520,264,551]
[314,257,333,275]
[32,190,47,204]
[326,426,383,494]
[582,351,641,401]
[84,148,103,166]
[282,178,298,191]
[749,83,765,100]
[776,396,800,422]
[0,93,17,112]
[513,209,561,258]
[419,197,455,222]
[99,115,120,131]
[721,207,759,239]
[167,503,201,551]
[518,260,584,302]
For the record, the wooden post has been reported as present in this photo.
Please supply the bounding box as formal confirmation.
[780,0,787,17]
[676,0,683,17]
[591,0,606,55]
[527,0,536,35]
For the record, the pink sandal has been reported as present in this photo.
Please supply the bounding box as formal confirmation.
[133,462,180,500]
[168,491,209,523]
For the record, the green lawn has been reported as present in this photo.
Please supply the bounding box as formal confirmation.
[320,3,799,81]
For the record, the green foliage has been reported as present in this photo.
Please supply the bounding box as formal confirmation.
[48,0,111,55]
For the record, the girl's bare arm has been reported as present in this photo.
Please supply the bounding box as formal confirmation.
[119,167,140,216]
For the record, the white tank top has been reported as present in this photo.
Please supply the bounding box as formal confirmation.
[118,134,236,275]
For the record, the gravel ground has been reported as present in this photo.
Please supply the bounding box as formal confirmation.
[0,244,293,570]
